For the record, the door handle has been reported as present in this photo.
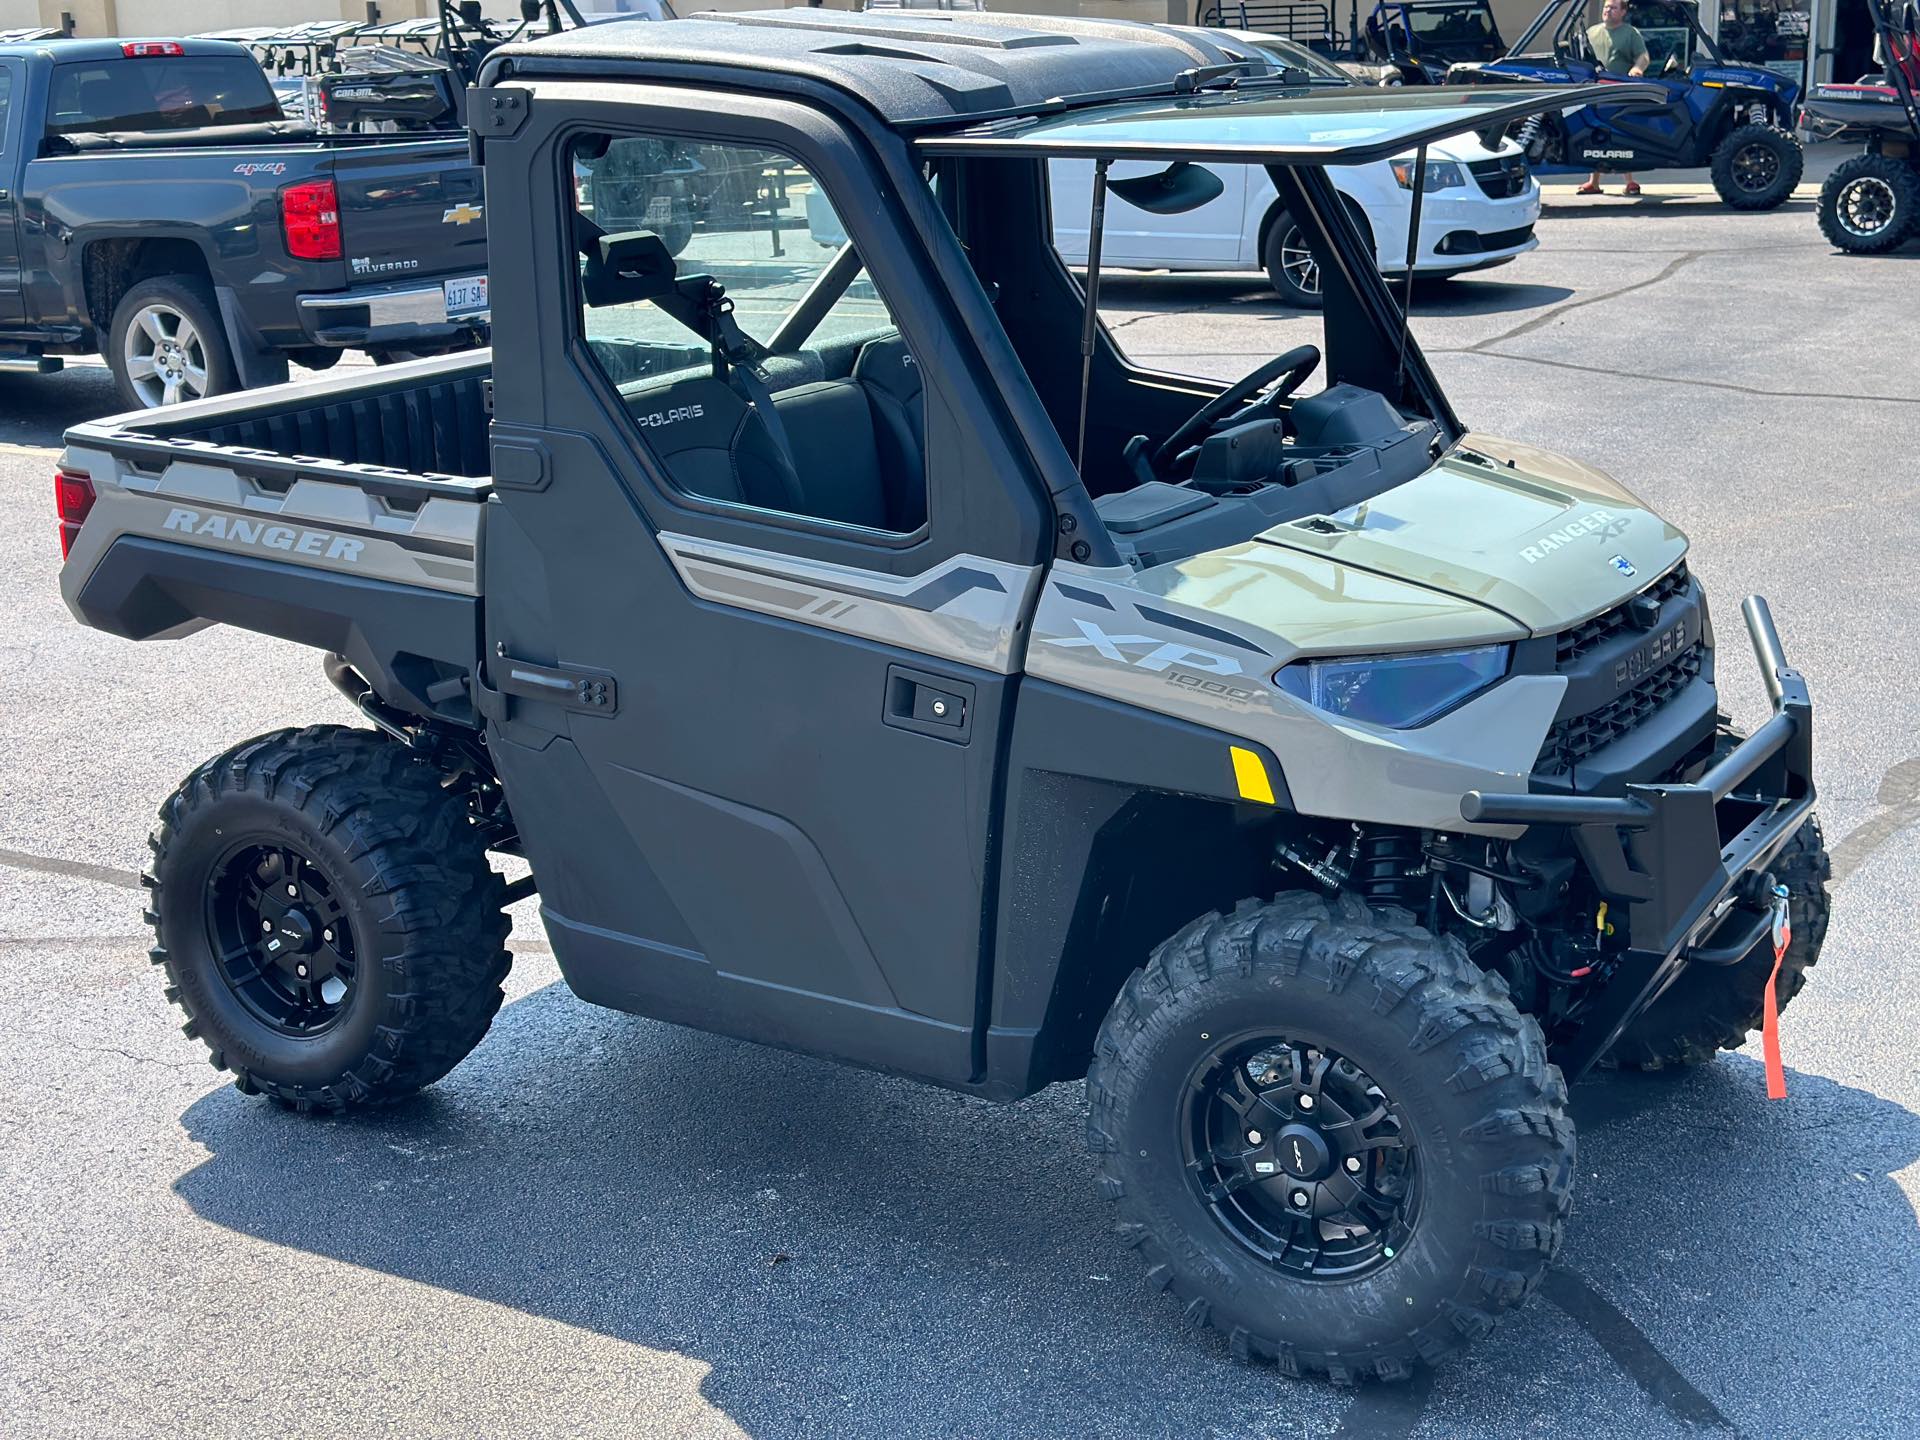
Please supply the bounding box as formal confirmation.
[883,664,973,744]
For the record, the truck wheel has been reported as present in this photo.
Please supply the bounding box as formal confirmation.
[144,726,512,1112]
[1262,212,1325,309]
[108,275,239,410]
[1603,817,1830,1072]
[1817,154,1919,254]
[1088,891,1572,1381]
[1709,124,1803,211]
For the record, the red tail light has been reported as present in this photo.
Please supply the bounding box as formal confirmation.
[56,470,94,559]
[122,41,185,57]
[281,179,342,261]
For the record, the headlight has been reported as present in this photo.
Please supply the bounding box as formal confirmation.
[1390,158,1467,191]
[1274,645,1510,728]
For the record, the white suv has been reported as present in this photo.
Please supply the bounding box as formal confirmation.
[1051,33,1541,307]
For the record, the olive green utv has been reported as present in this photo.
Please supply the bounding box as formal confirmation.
[58,11,1825,1382]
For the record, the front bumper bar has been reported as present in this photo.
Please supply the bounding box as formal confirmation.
[1462,595,1815,1078]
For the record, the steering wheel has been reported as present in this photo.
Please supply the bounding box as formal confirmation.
[1151,344,1321,474]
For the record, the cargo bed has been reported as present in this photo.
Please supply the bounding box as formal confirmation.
[59,352,493,724]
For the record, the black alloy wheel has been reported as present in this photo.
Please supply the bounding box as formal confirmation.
[1183,1035,1420,1281]
[207,842,357,1037]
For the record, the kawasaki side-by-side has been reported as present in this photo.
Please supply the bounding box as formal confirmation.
[58,12,1827,1383]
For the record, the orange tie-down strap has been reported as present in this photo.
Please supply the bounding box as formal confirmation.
[1762,883,1792,1101]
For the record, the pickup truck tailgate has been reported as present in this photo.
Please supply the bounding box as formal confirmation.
[331,140,487,284]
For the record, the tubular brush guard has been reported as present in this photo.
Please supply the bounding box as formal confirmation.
[1462,596,1816,1078]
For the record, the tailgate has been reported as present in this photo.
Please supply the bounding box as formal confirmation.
[328,138,486,284]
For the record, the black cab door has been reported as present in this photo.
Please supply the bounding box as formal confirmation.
[478,81,1053,1088]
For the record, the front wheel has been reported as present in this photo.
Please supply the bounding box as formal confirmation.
[145,726,512,1111]
[1817,153,1920,254]
[1088,891,1573,1381]
[1710,124,1804,211]
[108,275,239,410]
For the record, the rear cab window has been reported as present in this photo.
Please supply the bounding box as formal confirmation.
[46,55,281,136]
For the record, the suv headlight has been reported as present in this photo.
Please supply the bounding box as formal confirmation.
[1274,645,1510,728]
[1390,158,1467,191]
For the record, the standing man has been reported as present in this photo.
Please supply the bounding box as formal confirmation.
[1577,0,1650,196]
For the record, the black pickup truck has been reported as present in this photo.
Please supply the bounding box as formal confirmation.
[0,37,488,408]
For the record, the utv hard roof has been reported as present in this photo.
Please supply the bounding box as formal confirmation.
[491,9,1274,124]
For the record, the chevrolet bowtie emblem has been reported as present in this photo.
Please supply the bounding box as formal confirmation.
[442,203,484,226]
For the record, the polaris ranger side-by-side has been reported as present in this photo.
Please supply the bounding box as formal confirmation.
[58,13,1827,1382]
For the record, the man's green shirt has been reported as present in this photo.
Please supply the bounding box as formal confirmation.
[1587,21,1649,74]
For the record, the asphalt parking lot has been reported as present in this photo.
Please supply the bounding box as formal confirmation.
[3,175,1918,1440]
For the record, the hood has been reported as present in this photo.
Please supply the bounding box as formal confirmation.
[1248,433,1686,638]
[1126,434,1687,656]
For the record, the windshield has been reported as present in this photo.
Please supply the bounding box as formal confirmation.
[47,55,281,134]
[1239,34,1355,81]
[918,82,1662,163]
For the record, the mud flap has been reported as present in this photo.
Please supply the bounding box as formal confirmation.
[214,284,290,389]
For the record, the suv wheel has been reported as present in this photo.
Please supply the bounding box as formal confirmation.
[108,275,239,410]
[145,726,512,1111]
[1088,891,1572,1381]
[1817,153,1919,254]
[1709,123,1804,211]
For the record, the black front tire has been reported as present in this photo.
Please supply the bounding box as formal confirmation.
[1709,124,1804,211]
[145,726,512,1112]
[1817,153,1920,254]
[1604,817,1830,1071]
[1088,891,1573,1382]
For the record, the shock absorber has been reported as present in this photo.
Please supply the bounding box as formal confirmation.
[1352,829,1427,910]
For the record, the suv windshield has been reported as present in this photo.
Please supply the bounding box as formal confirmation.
[47,55,281,135]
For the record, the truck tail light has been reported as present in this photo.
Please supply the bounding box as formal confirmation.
[281,179,342,261]
[56,469,94,559]
[122,41,186,57]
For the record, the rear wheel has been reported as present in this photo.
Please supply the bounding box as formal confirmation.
[1088,891,1573,1381]
[145,726,512,1111]
[108,275,239,410]
[1818,153,1920,254]
[1604,817,1830,1071]
[1709,124,1804,211]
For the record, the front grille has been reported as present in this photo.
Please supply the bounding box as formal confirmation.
[1475,223,1536,252]
[1537,647,1704,774]
[1555,563,1691,667]
[1468,156,1531,198]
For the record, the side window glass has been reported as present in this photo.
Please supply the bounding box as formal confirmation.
[569,131,927,536]
[0,69,11,153]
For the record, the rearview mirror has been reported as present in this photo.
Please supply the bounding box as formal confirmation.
[1110,161,1226,216]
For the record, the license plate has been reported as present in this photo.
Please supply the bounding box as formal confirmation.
[444,275,488,317]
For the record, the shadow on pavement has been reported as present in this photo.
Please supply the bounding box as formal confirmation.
[169,977,1920,1438]
[0,366,120,449]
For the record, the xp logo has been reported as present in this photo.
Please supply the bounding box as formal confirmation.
[1043,618,1243,676]
[1610,554,1637,578]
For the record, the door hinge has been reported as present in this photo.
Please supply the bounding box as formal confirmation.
[477,647,617,722]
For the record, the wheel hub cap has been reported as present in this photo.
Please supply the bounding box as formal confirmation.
[1272,1122,1334,1181]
